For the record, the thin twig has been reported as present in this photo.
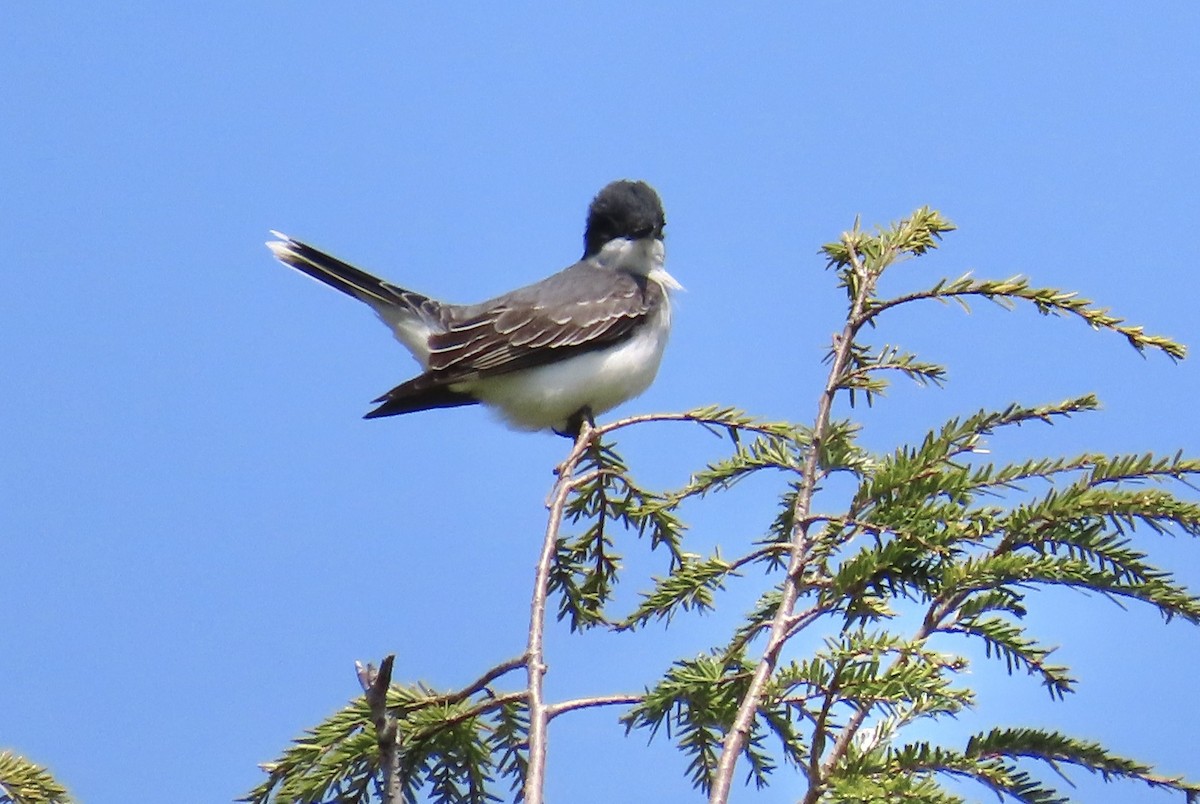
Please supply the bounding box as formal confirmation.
[802,567,974,804]
[545,694,644,720]
[709,236,877,804]
[407,692,528,742]
[802,624,935,804]
[726,542,790,572]
[805,655,848,800]
[355,655,399,804]
[596,411,798,440]
[400,656,526,714]
[782,605,826,641]
[526,420,596,804]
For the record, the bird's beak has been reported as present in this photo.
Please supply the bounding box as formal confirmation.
[652,267,684,292]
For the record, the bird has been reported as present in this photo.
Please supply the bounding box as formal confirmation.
[267,180,681,437]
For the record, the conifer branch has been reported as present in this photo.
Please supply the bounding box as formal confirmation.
[861,275,1186,360]
[0,751,72,804]
[421,656,528,710]
[354,655,399,804]
[248,207,1198,804]
[597,407,807,441]
[711,213,901,803]
[526,420,603,804]
[544,694,644,719]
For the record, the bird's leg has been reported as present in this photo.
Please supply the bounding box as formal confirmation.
[569,407,597,454]
[551,407,597,483]
[556,406,596,441]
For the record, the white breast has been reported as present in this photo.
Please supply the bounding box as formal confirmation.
[468,299,672,431]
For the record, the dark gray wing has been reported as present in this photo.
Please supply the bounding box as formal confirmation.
[365,262,663,418]
[268,233,446,322]
[431,262,663,374]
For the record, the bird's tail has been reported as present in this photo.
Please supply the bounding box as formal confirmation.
[266,232,425,309]
[267,232,446,364]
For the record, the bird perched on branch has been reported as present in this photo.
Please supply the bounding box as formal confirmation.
[267,180,680,437]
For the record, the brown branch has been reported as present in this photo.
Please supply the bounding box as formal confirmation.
[709,236,877,804]
[407,691,529,741]
[349,656,524,802]
[803,632,935,804]
[595,411,799,440]
[726,542,789,571]
[545,694,644,720]
[402,655,526,713]
[782,605,827,641]
[355,655,399,804]
[526,420,597,804]
[802,575,970,804]
[804,655,848,800]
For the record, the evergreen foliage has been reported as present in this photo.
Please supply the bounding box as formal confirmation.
[0,752,71,804]
[245,210,1198,803]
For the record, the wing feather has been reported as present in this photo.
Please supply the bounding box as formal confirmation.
[426,262,662,379]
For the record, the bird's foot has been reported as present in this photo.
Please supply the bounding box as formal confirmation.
[552,407,597,479]
[554,407,596,441]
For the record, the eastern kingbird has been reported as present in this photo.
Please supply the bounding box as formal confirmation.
[267,180,680,436]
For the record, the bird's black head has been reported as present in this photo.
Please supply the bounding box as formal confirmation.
[582,180,665,259]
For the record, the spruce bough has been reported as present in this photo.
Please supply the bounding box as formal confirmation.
[244,209,1198,804]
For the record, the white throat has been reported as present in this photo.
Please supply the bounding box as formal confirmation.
[597,237,682,291]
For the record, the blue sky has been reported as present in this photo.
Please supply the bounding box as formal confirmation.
[2,4,1198,803]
